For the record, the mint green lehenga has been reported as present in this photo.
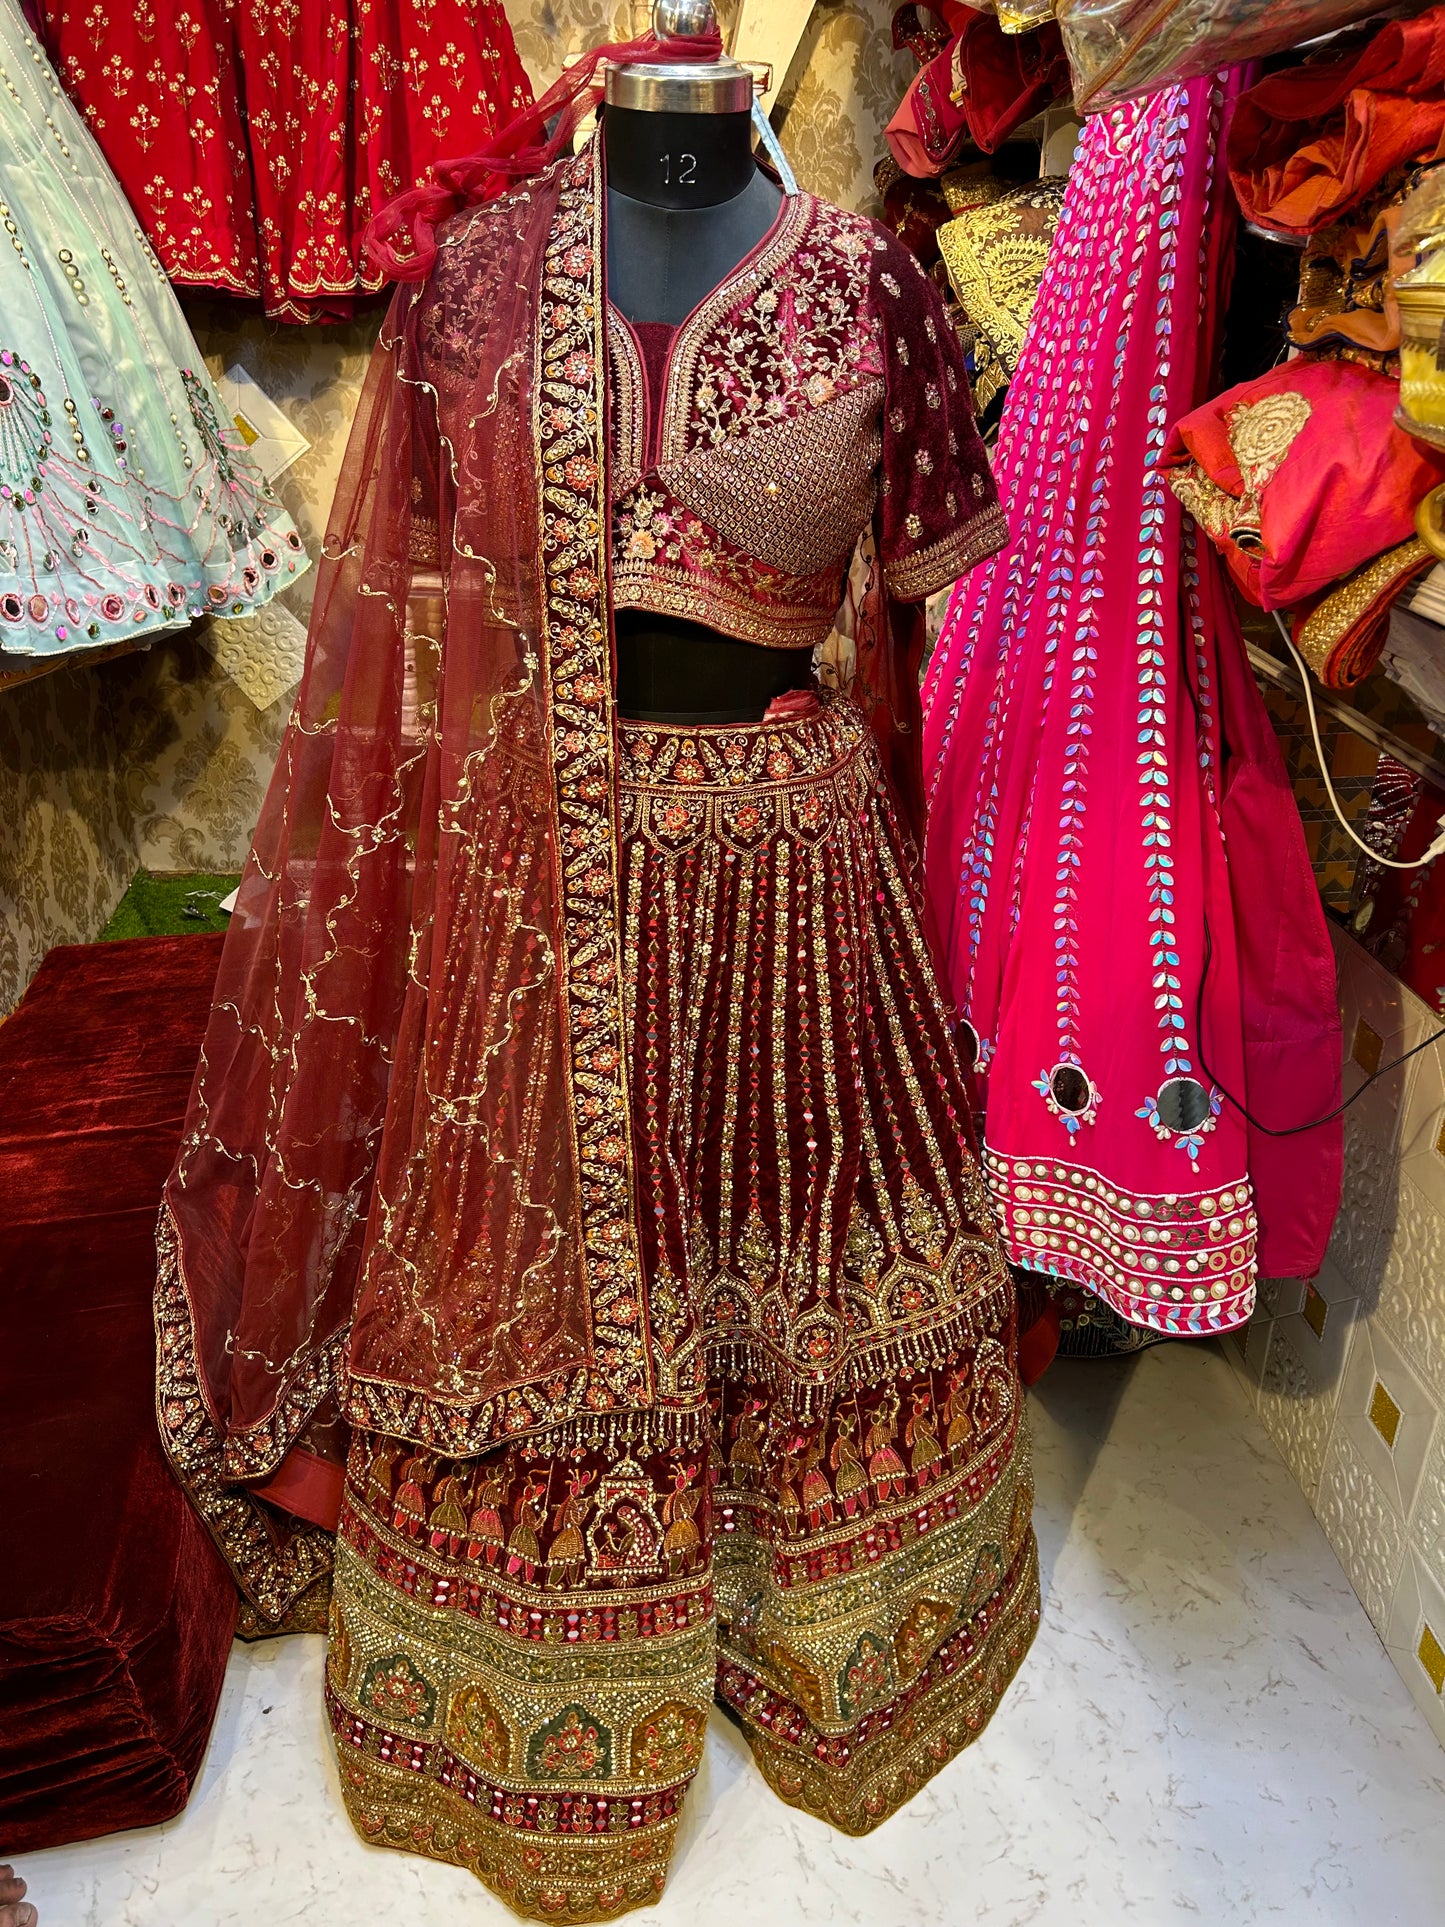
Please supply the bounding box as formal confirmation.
[0,0,305,667]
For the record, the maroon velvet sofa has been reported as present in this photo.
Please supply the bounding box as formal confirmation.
[0,935,237,1851]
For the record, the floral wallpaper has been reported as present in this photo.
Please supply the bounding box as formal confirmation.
[0,1,912,1014]
[0,662,137,1010]
[773,3,914,215]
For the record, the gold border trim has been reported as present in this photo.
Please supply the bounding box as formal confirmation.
[1292,535,1432,681]
[155,1202,334,1624]
[532,144,652,1413]
[884,503,1010,602]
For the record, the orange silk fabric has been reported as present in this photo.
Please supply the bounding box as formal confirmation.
[1228,8,1445,238]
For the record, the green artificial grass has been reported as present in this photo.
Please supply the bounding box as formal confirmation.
[100,870,242,942]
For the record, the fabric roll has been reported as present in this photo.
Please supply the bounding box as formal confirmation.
[1290,536,1435,687]
[1286,169,1423,359]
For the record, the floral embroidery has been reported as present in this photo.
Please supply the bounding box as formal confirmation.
[532,147,650,1417]
[836,1630,895,1719]
[630,1702,708,1779]
[526,1705,614,1781]
[609,192,1005,647]
[359,1653,437,1728]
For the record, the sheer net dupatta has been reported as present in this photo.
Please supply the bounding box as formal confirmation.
[157,146,655,1628]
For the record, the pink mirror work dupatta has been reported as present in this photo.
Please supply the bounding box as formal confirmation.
[922,74,1342,1339]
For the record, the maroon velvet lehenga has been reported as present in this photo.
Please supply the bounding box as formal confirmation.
[29,0,531,320]
[155,133,1037,1921]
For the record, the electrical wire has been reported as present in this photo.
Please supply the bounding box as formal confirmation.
[1172,611,1445,1135]
[1195,916,1445,1136]
[1271,609,1445,871]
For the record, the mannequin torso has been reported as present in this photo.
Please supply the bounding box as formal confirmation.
[604,104,814,723]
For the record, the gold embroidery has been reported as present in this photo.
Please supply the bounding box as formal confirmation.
[658,196,855,459]
[607,305,645,498]
[155,1204,335,1626]
[1292,536,1432,678]
[657,381,883,578]
[1167,461,1237,540]
[1223,390,1313,544]
[884,503,1010,602]
[529,147,650,1414]
[608,192,998,650]
[937,178,1066,411]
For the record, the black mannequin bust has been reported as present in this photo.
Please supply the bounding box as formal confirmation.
[602,99,814,724]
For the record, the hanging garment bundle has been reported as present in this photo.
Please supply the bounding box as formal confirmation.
[1226,6,1445,238]
[0,4,306,664]
[26,0,532,321]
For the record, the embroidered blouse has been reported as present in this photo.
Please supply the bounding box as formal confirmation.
[606,191,1007,649]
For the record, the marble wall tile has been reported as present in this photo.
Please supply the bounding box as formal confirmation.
[1342,922,1441,1061]
[1334,1319,1439,1524]
[1256,1314,1349,1506]
[1255,1274,1306,1321]
[1385,1549,1445,1751]
[1220,1311,1263,1408]
[1317,1424,1409,1635]
[1269,932,1445,1731]
[1223,1299,1272,1407]
[1395,1031,1445,1218]
[1326,1079,1402,1303]
[1374,1167,1445,1401]
[1412,1422,1445,1598]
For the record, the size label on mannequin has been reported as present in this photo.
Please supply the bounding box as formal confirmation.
[659,151,699,187]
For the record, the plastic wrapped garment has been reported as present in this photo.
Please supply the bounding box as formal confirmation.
[1057,0,1423,115]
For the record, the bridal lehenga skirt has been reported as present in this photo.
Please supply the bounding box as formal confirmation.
[203,693,1038,1923]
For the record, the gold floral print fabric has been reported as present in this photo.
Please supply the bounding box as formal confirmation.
[937,178,1068,415]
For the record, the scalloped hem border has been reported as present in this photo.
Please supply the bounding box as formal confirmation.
[983,1146,1257,1336]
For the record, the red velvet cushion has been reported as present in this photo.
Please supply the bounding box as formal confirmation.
[0,935,237,1852]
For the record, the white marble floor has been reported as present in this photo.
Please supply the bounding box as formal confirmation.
[21,1342,1445,1927]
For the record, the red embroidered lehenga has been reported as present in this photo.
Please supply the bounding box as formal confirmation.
[155,134,1037,1921]
[29,0,531,320]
